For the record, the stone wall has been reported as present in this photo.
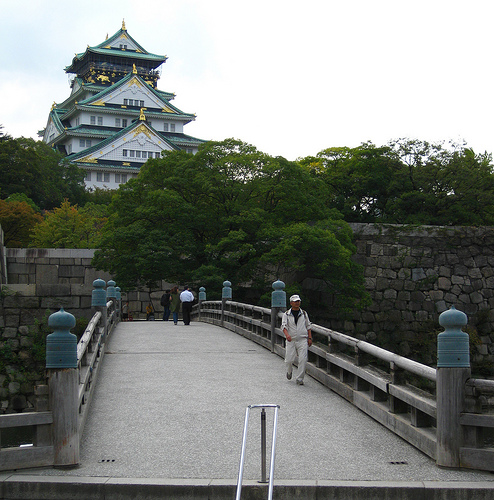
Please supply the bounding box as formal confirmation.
[346,224,494,370]
[0,249,112,413]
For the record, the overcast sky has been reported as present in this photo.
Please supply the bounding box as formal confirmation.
[1,0,493,160]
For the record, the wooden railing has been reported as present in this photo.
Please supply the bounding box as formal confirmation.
[0,298,118,471]
[194,299,494,472]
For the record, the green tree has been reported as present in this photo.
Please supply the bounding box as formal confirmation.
[30,200,108,248]
[302,139,494,226]
[93,139,368,317]
[387,139,494,225]
[0,137,87,209]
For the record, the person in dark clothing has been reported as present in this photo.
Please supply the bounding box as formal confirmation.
[160,289,171,321]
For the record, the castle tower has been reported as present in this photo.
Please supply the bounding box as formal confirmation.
[40,21,205,189]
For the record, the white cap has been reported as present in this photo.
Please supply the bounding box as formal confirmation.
[290,294,301,302]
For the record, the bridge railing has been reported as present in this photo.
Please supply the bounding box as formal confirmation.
[194,292,494,473]
[0,280,120,472]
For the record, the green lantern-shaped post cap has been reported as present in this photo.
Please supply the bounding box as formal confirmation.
[199,287,206,301]
[107,280,117,299]
[222,280,232,299]
[271,279,286,308]
[437,306,470,368]
[46,307,78,369]
[92,278,107,307]
[115,286,121,300]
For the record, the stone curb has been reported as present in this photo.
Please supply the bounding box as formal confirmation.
[2,475,494,500]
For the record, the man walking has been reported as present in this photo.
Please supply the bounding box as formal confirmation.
[282,294,312,385]
[180,286,194,325]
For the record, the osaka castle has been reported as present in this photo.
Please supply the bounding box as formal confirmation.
[40,21,205,190]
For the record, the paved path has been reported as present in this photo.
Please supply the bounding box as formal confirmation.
[10,320,494,484]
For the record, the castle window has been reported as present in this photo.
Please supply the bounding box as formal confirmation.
[122,149,127,157]
[122,119,128,127]
[129,151,135,158]
[170,124,176,132]
[140,100,144,107]
[115,173,121,183]
[90,116,96,125]
[97,172,102,182]
[85,172,91,181]
[115,118,121,127]
[164,123,168,132]
[122,174,127,182]
[104,173,110,182]
[98,116,103,126]
[135,151,141,158]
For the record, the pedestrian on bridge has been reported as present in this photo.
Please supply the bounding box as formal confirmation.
[170,286,180,325]
[180,286,195,325]
[160,289,171,321]
[282,294,312,385]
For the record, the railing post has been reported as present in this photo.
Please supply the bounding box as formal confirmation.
[92,278,108,343]
[436,306,470,468]
[221,280,232,327]
[46,308,79,467]
[115,286,121,321]
[198,287,206,320]
[270,280,286,353]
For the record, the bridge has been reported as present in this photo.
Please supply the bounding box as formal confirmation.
[2,281,494,499]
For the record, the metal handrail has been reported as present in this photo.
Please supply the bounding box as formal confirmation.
[236,404,280,500]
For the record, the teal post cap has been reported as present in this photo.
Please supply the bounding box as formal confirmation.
[46,307,78,369]
[199,287,206,301]
[107,280,117,299]
[222,280,232,299]
[115,286,121,300]
[92,278,107,307]
[271,279,286,308]
[437,306,470,368]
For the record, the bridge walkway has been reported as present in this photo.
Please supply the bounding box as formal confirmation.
[3,320,494,497]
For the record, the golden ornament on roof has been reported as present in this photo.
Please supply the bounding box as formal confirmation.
[122,19,126,31]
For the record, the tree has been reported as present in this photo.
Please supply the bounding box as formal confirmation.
[0,137,87,210]
[301,143,408,223]
[302,139,494,226]
[30,200,108,249]
[93,139,368,317]
[0,199,43,247]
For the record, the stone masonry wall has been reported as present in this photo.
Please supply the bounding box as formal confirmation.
[346,224,494,370]
[0,249,112,413]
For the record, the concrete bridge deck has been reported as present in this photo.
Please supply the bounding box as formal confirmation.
[2,320,494,498]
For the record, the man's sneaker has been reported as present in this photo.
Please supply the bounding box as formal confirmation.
[296,380,304,385]
[286,372,292,380]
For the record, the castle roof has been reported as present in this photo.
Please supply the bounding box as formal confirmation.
[65,21,167,75]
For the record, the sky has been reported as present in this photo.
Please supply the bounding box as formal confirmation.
[1,0,494,161]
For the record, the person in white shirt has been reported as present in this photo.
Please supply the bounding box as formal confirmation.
[180,286,195,325]
[281,294,312,385]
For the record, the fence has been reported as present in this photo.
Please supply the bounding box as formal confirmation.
[0,279,120,471]
[193,280,494,473]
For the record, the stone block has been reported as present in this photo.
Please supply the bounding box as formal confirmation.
[5,314,20,328]
[37,283,71,296]
[41,296,80,310]
[4,295,40,309]
[8,382,20,394]
[59,265,85,278]
[437,277,451,290]
[2,327,18,338]
[36,264,59,284]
